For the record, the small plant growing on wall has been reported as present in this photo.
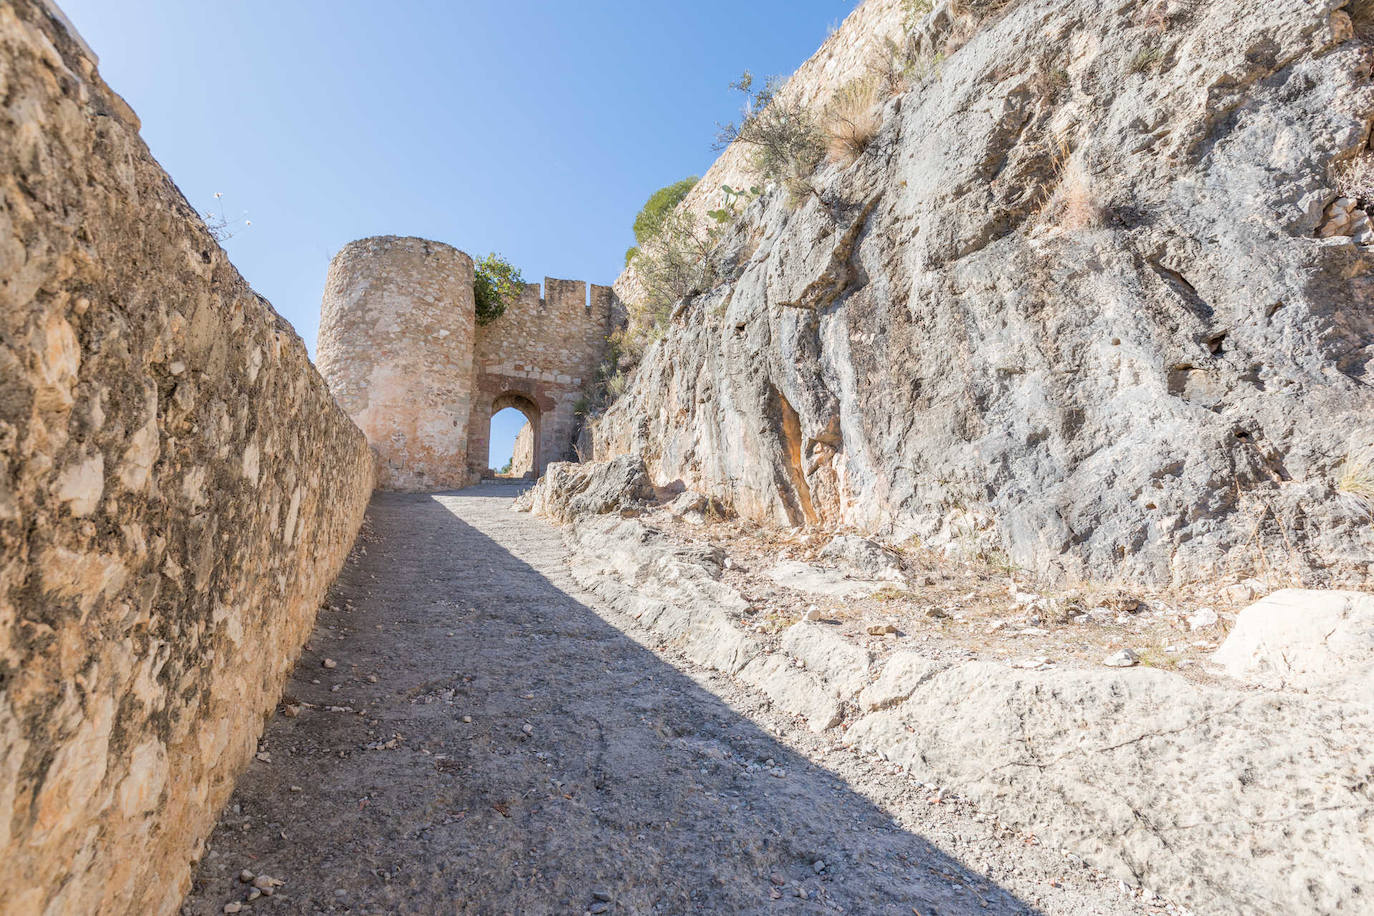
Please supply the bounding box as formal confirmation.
[706,184,760,224]
[715,71,824,204]
[473,253,525,325]
[822,77,882,167]
[202,191,251,242]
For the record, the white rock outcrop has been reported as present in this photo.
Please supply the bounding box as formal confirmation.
[1213,588,1374,695]
[537,469,1374,915]
[513,455,654,523]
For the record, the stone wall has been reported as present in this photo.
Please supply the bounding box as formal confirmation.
[317,237,476,490]
[468,279,616,476]
[0,2,375,912]
[511,420,534,475]
[319,243,616,486]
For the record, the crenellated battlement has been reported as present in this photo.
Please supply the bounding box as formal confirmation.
[317,237,619,488]
[495,277,619,326]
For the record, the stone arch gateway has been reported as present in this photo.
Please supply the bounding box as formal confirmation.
[316,236,619,489]
[482,392,541,477]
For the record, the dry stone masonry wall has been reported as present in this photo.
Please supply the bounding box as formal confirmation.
[0,1,374,911]
[467,278,617,478]
[319,241,616,487]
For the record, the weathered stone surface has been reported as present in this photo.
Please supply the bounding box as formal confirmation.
[514,455,654,523]
[318,242,617,488]
[510,420,534,476]
[665,489,730,526]
[766,559,890,597]
[779,622,872,697]
[565,508,1374,915]
[844,659,1374,915]
[819,534,904,581]
[737,655,842,732]
[595,0,1374,586]
[0,3,373,911]
[1213,588,1374,694]
[565,514,756,675]
[856,651,947,712]
[317,237,476,490]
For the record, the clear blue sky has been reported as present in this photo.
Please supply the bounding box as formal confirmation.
[59,0,853,466]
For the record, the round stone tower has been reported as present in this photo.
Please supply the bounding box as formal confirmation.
[317,236,475,490]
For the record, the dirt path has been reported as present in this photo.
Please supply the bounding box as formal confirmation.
[183,485,1144,916]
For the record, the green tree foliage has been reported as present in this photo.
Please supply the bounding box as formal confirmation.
[473,253,525,325]
[621,209,723,355]
[631,177,700,249]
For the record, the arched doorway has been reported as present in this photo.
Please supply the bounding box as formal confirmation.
[488,392,539,479]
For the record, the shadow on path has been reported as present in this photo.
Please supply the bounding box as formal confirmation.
[184,487,1042,915]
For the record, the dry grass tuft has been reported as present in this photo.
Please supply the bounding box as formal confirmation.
[1129,46,1165,74]
[1338,441,1374,518]
[823,77,883,168]
[1335,154,1374,202]
[1044,156,1105,231]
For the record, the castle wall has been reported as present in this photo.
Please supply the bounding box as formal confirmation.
[317,247,614,486]
[466,278,615,477]
[0,2,375,911]
[317,237,475,490]
[511,421,534,475]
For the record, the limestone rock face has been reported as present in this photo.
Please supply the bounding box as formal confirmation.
[0,3,374,912]
[595,0,1374,585]
[1213,588,1374,694]
[513,455,653,523]
[565,514,1374,915]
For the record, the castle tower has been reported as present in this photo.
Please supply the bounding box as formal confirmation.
[317,236,475,490]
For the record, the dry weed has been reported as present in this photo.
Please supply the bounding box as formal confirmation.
[1335,154,1374,202]
[1043,155,1105,231]
[823,77,883,167]
[1338,440,1374,518]
[1128,46,1165,74]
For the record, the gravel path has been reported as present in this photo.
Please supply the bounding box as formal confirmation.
[183,484,1149,916]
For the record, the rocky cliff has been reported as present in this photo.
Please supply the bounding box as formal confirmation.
[0,2,374,911]
[596,0,1374,585]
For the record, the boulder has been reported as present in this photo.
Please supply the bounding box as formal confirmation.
[818,534,905,581]
[666,490,732,526]
[1213,589,1374,694]
[514,456,654,523]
